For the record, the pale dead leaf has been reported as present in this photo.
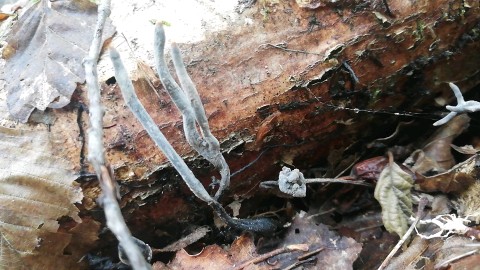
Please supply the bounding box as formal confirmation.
[451,144,479,155]
[384,236,430,270]
[274,211,362,270]
[415,114,470,174]
[415,154,477,194]
[431,236,480,269]
[20,219,100,269]
[168,245,234,270]
[167,234,270,270]
[1,0,115,122]
[374,156,414,237]
[0,126,84,269]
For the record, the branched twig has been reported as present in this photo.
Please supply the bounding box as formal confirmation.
[110,25,277,233]
[154,25,230,200]
[433,83,480,126]
[84,1,150,269]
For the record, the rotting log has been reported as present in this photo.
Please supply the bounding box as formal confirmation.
[12,1,480,240]
[82,1,480,236]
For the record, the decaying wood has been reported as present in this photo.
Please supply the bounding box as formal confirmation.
[6,1,480,238]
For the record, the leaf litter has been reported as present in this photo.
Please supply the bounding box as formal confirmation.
[191,113,479,270]
[158,211,360,270]
[1,0,115,122]
[0,126,99,269]
[1,1,479,268]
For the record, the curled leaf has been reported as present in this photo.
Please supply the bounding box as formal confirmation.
[415,154,477,194]
[0,127,83,268]
[374,154,414,237]
[2,0,115,122]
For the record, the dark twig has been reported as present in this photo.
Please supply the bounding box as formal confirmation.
[84,1,150,269]
[382,0,395,17]
[110,43,277,234]
[231,244,309,270]
[155,24,230,199]
[283,256,317,270]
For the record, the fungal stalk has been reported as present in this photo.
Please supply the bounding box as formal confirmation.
[109,22,276,233]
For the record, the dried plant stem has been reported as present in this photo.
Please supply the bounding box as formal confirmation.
[304,178,373,187]
[434,249,478,269]
[84,1,150,269]
[377,197,428,270]
[154,23,229,199]
[231,244,309,270]
[110,45,276,233]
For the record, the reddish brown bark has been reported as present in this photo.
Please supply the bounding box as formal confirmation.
[62,1,480,234]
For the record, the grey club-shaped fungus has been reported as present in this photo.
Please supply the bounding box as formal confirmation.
[433,82,480,126]
[109,22,277,234]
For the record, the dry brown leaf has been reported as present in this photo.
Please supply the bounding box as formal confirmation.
[430,236,480,270]
[167,233,269,270]
[1,0,115,122]
[19,219,100,270]
[411,115,470,174]
[0,126,85,269]
[168,244,241,270]
[274,211,362,270]
[384,236,430,270]
[384,235,480,269]
[451,144,479,155]
[415,154,477,194]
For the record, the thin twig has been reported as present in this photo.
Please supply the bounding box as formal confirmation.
[231,244,309,270]
[434,249,478,269]
[260,43,322,56]
[283,256,317,270]
[297,247,325,260]
[304,178,374,187]
[84,1,150,269]
[260,178,373,191]
[377,197,428,270]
